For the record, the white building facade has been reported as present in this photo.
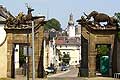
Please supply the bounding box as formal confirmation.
[44,13,82,67]
[56,44,81,65]
[55,13,82,66]
[55,36,81,66]
[43,29,59,68]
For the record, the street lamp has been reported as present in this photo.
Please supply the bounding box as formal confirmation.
[25,4,35,80]
[25,3,35,79]
[32,20,35,80]
[26,28,30,80]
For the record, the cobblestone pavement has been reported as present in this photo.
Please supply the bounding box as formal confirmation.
[47,77,87,80]
[10,74,115,80]
[87,77,115,80]
[10,77,115,80]
[10,66,115,80]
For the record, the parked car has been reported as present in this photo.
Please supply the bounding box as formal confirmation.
[45,67,57,74]
[61,65,68,71]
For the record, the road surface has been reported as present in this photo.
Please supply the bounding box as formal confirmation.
[48,66,79,78]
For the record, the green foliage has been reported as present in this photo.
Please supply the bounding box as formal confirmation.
[115,13,120,21]
[57,51,62,61]
[62,31,67,36]
[44,18,61,31]
[118,32,120,39]
[62,53,70,64]
[19,47,26,67]
[115,13,120,40]
[97,45,109,56]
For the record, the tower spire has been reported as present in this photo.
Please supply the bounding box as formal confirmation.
[67,13,75,37]
[68,13,74,25]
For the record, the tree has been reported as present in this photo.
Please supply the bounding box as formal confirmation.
[97,45,109,56]
[115,13,120,23]
[44,18,61,31]
[62,53,70,64]
[114,13,120,40]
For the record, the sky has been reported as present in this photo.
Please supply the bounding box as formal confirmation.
[0,0,120,29]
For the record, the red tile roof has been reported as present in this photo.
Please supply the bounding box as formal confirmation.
[55,36,81,46]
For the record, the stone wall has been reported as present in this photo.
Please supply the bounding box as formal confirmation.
[7,33,13,77]
[6,25,44,78]
[29,26,44,78]
[0,39,7,77]
[80,35,88,77]
[117,41,120,72]
[116,40,120,72]
[81,25,116,77]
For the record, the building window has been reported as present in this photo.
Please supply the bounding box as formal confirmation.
[50,42,53,47]
[63,52,65,54]
[60,45,62,48]
[66,45,67,47]
[75,61,77,63]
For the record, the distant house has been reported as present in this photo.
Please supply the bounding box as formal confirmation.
[43,13,82,67]
[56,36,81,65]
[43,28,61,67]
[54,13,81,66]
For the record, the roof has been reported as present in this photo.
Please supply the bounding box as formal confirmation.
[0,5,14,19]
[56,36,81,46]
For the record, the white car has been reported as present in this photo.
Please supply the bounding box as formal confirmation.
[45,67,56,74]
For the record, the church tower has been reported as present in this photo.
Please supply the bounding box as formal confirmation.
[67,13,75,37]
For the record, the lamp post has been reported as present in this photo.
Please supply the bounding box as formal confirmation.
[26,28,29,80]
[25,4,35,79]
[32,21,35,80]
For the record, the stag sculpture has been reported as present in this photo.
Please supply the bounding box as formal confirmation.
[6,4,34,28]
[25,3,34,21]
[84,11,119,27]
[84,11,111,25]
